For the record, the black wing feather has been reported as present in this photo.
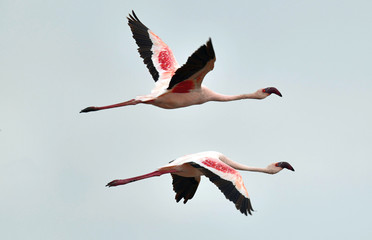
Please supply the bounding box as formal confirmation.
[127,11,159,82]
[190,162,253,216]
[171,174,200,204]
[167,38,215,90]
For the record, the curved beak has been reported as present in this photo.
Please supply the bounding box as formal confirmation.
[264,87,282,97]
[277,162,295,171]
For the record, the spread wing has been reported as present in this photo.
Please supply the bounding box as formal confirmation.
[168,39,216,93]
[190,161,253,216]
[171,174,200,204]
[127,11,179,83]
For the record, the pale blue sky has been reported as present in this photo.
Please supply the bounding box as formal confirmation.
[1,0,371,239]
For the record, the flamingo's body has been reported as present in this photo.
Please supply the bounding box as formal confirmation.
[80,11,282,113]
[107,151,294,215]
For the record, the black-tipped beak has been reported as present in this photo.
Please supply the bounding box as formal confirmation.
[264,87,282,97]
[277,162,295,171]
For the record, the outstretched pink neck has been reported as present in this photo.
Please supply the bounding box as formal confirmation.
[219,93,260,101]
[218,155,273,174]
[207,91,263,102]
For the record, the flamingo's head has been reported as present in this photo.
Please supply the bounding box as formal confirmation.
[267,162,295,174]
[259,87,282,99]
[275,162,295,171]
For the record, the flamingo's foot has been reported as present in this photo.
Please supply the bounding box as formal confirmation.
[106,180,121,187]
[80,106,98,113]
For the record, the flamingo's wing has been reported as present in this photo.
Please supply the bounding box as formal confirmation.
[171,174,200,204]
[190,159,253,216]
[127,11,179,83]
[167,39,216,93]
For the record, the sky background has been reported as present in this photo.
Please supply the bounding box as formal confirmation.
[1,0,371,239]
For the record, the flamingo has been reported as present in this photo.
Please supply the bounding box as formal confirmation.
[80,11,282,113]
[106,151,294,215]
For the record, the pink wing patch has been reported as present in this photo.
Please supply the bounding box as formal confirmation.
[149,31,179,77]
[171,80,195,93]
[202,158,238,175]
[158,50,172,71]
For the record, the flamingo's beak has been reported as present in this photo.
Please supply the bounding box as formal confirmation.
[277,162,295,171]
[264,87,282,97]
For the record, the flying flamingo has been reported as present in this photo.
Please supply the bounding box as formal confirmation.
[80,11,282,113]
[106,151,294,215]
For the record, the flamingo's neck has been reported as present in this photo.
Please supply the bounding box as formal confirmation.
[205,89,262,102]
[219,155,273,174]
[219,93,259,101]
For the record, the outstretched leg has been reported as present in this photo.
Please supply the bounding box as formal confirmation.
[80,99,142,113]
[106,169,177,187]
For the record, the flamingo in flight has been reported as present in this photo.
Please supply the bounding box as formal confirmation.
[106,151,294,215]
[80,11,282,113]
